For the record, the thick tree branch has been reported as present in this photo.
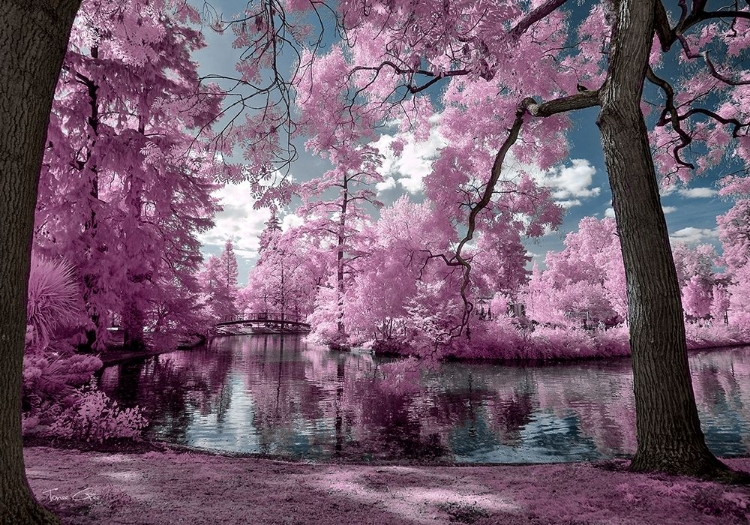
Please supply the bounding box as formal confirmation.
[654,1,673,51]
[654,0,750,51]
[679,107,750,138]
[443,91,600,338]
[509,0,570,39]
[527,90,600,117]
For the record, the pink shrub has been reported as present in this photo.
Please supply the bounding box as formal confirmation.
[592,325,630,356]
[50,384,148,443]
[684,321,747,349]
[451,318,631,361]
[525,326,600,360]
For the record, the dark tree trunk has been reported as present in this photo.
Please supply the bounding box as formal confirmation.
[597,0,725,476]
[122,300,145,350]
[336,178,349,337]
[0,2,81,523]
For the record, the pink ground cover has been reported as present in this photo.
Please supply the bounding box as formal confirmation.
[24,446,750,524]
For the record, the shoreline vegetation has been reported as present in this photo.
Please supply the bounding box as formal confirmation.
[95,331,750,369]
[23,441,750,525]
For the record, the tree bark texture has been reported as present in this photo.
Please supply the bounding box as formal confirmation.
[597,0,725,476]
[0,1,81,523]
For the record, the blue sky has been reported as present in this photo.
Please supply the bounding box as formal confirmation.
[191,1,736,284]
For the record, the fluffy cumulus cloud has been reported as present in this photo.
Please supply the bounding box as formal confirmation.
[604,207,615,218]
[536,159,600,206]
[678,187,718,198]
[281,213,304,231]
[669,227,719,245]
[197,180,271,261]
[371,120,446,195]
[662,205,677,214]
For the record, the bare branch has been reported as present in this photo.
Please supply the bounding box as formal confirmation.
[703,52,750,86]
[449,98,535,336]
[646,67,696,169]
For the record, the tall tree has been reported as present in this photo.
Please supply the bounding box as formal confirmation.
[1,2,83,522]
[244,223,324,322]
[718,199,750,325]
[295,144,384,341]
[198,253,238,322]
[524,217,625,328]
[218,239,239,296]
[35,0,223,350]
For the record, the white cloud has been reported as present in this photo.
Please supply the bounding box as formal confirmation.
[376,176,397,193]
[534,158,600,207]
[669,227,719,245]
[604,207,615,218]
[662,205,677,214]
[557,199,582,209]
[678,187,717,198]
[659,185,677,197]
[198,180,270,261]
[281,213,304,231]
[372,125,446,195]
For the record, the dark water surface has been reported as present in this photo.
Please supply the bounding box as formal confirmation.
[99,336,750,463]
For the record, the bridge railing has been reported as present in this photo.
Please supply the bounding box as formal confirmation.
[218,312,308,325]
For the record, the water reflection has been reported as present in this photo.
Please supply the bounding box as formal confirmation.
[98,337,750,463]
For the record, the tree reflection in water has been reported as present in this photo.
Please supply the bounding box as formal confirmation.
[98,338,750,463]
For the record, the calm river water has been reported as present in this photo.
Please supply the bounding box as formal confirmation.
[99,336,750,463]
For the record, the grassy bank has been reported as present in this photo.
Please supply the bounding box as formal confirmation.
[24,443,750,524]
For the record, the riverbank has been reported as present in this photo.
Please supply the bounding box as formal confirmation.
[24,443,750,524]
[98,337,206,366]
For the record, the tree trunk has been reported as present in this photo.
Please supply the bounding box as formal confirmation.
[0,2,81,523]
[122,299,145,350]
[336,178,349,337]
[597,0,725,476]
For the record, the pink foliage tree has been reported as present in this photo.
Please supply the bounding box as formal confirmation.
[198,253,238,323]
[672,243,719,320]
[524,217,625,328]
[718,199,750,326]
[36,0,223,349]
[295,144,384,343]
[342,197,456,349]
[243,218,326,322]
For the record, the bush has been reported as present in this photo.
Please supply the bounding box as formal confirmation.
[50,383,148,443]
[26,255,83,354]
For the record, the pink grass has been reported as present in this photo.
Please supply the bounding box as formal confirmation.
[25,446,750,524]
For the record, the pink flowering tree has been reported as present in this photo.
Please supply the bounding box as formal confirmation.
[198,254,238,323]
[342,197,455,348]
[294,144,384,343]
[671,243,719,320]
